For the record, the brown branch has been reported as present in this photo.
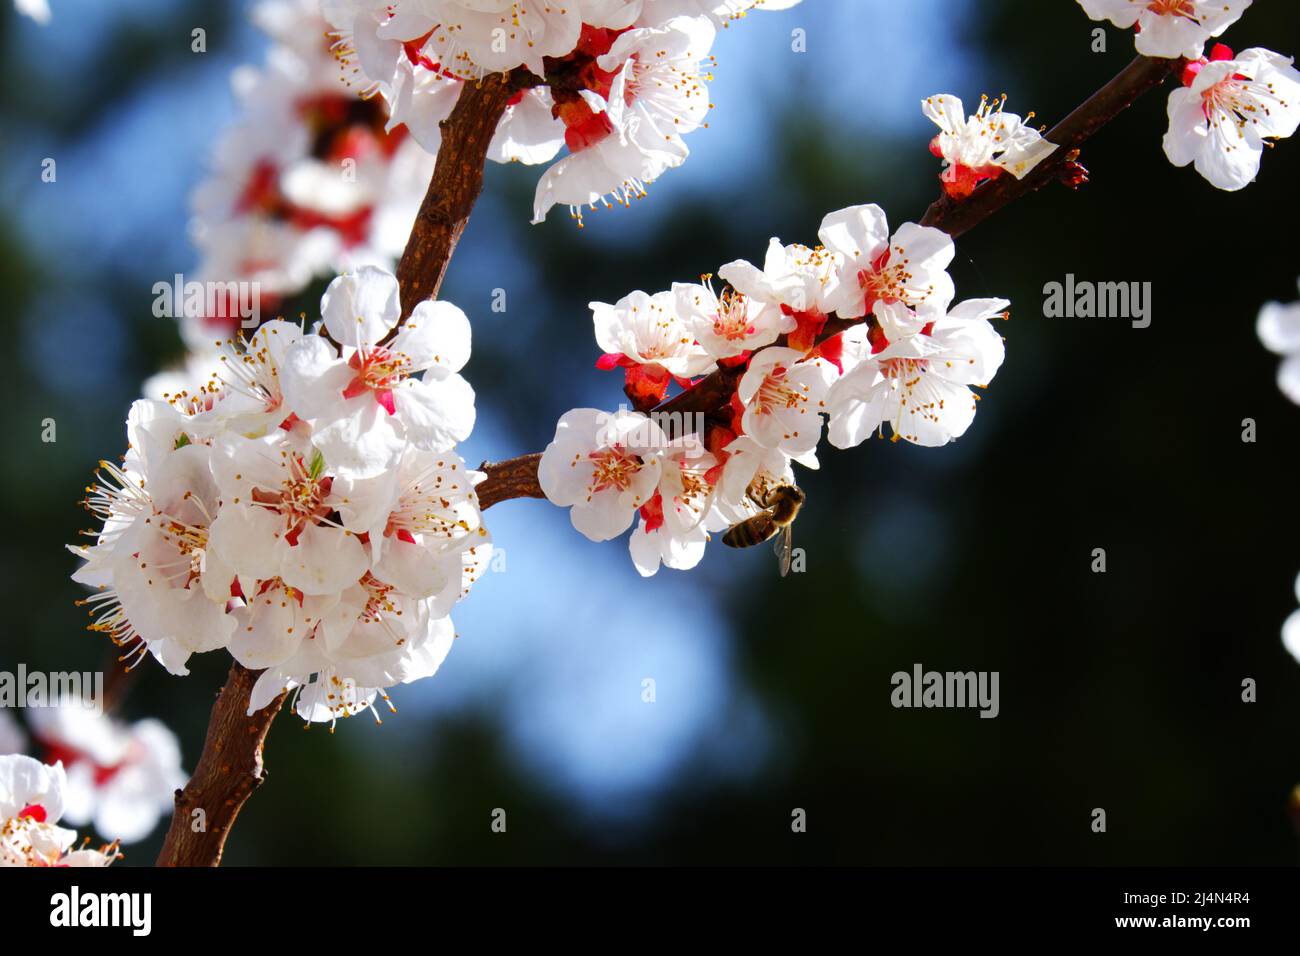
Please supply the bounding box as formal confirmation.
[478,453,546,509]
[394,72,533,320]
[470,56,1182,509]
[156,663,285,867]
[655,364,746,418]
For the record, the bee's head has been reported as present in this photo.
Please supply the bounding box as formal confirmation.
[772,484,805,507]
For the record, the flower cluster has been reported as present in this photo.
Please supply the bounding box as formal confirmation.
[540,203,1008,575]
[71,266,490,725]
[324,0,802,224]
[20,699,185,845]
[0,755,119,867]
[182,0,435,351]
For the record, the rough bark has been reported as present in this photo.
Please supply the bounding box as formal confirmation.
[394,74,525,320]
[477,453,547,509]
[156,664,285,867]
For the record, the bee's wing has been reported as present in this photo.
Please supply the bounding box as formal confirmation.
[773,524,794,577]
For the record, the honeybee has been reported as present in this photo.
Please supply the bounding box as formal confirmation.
[721,484,805,577]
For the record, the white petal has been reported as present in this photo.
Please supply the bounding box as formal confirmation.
[394,373,477,451]
[571,489,639,541]
[0,755,66,823]
[207,503,284,585]
[279,524,370,596]
[320,266,401,349]
[1162,88,1207,168]
[312,401,407,479]
[374,537,455,598]
[1194,112,1262,190]
[628,522,663,577]
[392,300,472,375]
[280,336,352,422]
[817,203,891,265]
[230,593,309,670]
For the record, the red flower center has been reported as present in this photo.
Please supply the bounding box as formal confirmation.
[342,347,409,414]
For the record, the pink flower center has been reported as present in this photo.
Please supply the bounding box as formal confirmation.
[250,460,334,546]
[879,357,930,384]
[18,803,46,823]
[754,365,809,416]
[713,289,756,341]
[1146,0,1197,18]
[343,347,410,415]
[586,446,642,496]
[669,466,712,524]
[1199,62,1259,123]
[858,249,912,314]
